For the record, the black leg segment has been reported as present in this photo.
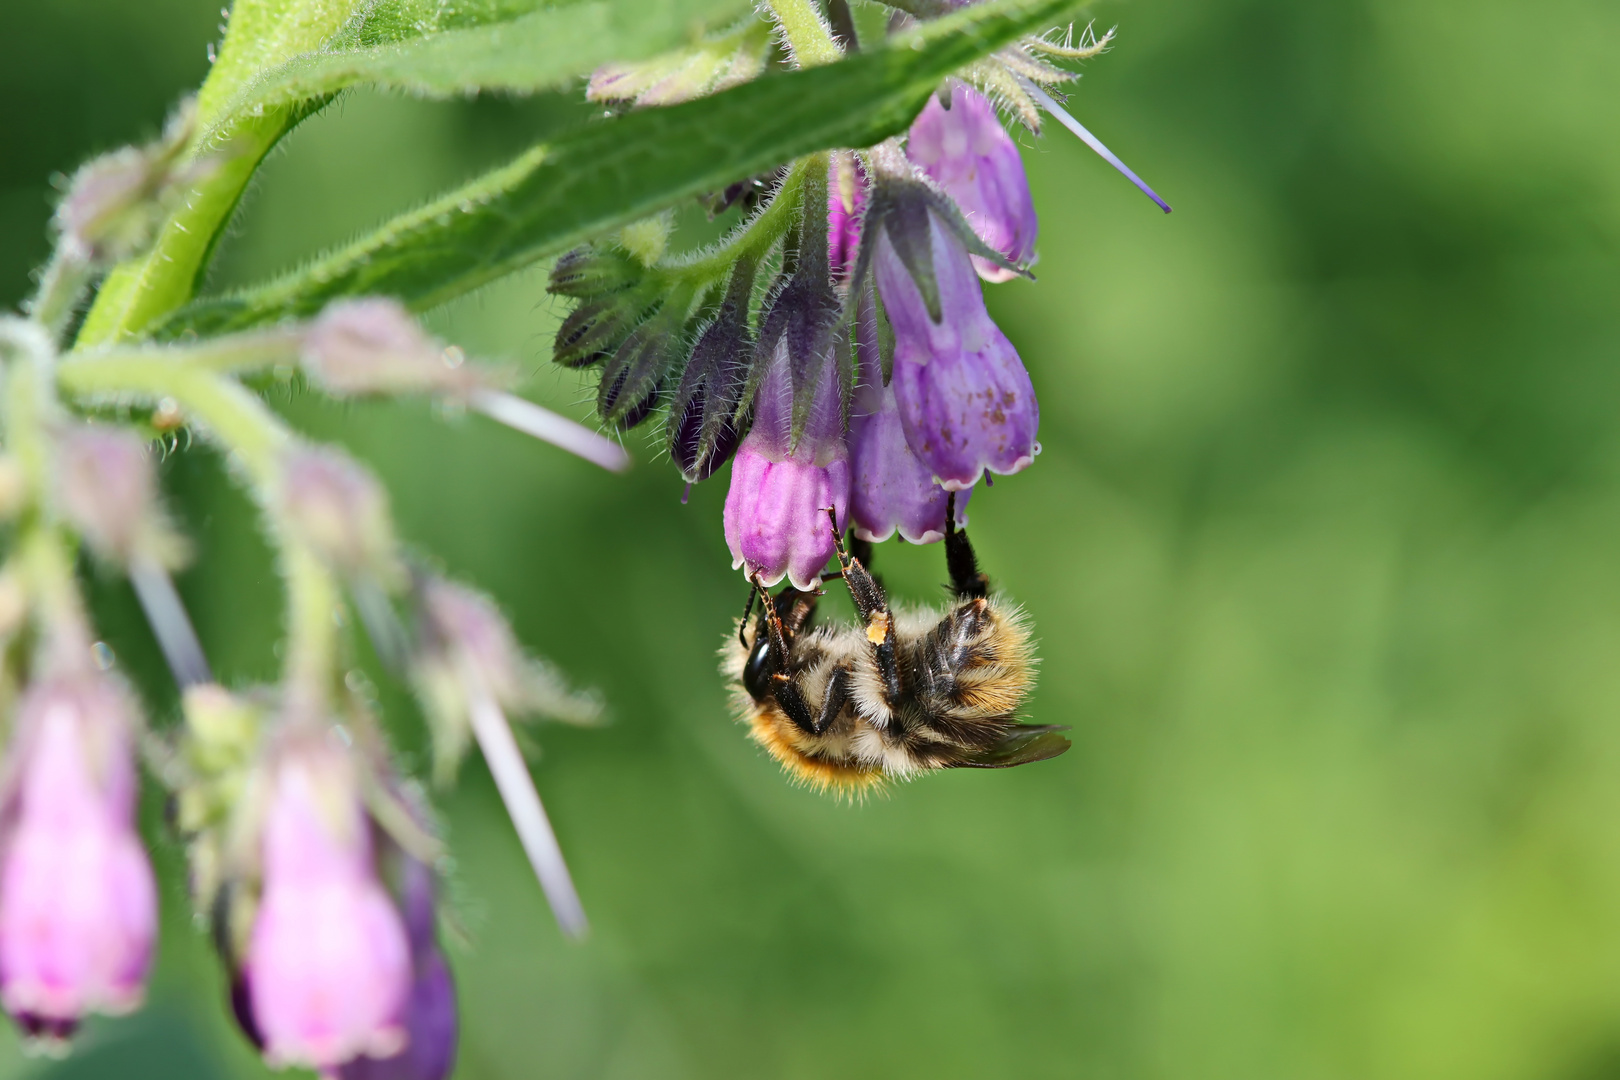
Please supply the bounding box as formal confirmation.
[825,508,902,707]
[944,492,990,599]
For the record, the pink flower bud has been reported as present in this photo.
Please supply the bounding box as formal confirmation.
[56,426,178,566]
[413,577,598,782]
[302,300,490,400]
[243,738,411,1072]
[0,675,156,1036]
[274,447,398,580]
[54,99,205,265]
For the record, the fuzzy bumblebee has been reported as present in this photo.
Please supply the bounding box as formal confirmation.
[721,505,1069,794]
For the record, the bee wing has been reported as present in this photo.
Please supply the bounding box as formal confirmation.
[956,725,1071,769]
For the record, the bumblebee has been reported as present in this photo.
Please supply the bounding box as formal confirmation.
[721,501,1069,794]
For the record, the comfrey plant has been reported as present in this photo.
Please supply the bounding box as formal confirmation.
[0,0,1164,1070]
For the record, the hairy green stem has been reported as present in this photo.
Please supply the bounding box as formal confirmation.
[766,0,845,68]
[74,0,360,347]
[56,354,342,704]
[3,352,93,655]
[672,158,812,282]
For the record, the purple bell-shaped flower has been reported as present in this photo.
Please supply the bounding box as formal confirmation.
[243,736,411,1073]
[872,203,1039,491]
[0,674,157,1041]
[847,289,970,544]
[907,83,1039,283]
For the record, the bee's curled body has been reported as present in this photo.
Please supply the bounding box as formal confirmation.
[721,508,1068,795]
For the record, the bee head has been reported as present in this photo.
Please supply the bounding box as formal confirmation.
[740,584,819,702]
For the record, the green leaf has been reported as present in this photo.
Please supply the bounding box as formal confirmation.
[75,0,751,347]
[161,0,1087,338]
[210,0,757,129]
[76,0,365,346]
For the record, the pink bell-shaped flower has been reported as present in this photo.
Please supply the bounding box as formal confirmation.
[244,737,411,1073]
[0,674,156,1040]
[723,333,850,591]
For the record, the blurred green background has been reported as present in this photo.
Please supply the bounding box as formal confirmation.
[4,0,1620,1077]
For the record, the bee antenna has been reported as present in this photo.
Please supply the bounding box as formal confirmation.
[738,585,759,648]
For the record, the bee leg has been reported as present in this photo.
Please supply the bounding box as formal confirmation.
[811,666,852,735]
[825,508,902,706]
[944,492,990,599]
[771,674,818,736]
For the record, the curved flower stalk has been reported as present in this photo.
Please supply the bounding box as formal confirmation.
[0,99,626,1065]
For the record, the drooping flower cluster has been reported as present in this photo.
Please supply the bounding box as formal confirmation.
[552,77,1057,585]
[0,105,606,1074]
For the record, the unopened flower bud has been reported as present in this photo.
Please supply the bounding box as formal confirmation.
[242,736,411,1071]
[0,674,157,1037]
[56,425,181,567]
[596,316,675,430]
[668,262,754,482]
[547,246,645,299]
[273,447,399,580]
[907,83,1038,282]
[302,299,492,400]
[552,293,650,370]
[54,99,206,265]
[412,577,598,783]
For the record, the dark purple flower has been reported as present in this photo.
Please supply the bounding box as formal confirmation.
[848,289,971,544]
[338,860,456,1080]
[0,675,156,1035]
[723,336,849,591]
[873,209,1038,491]
[907,83,1038,283]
